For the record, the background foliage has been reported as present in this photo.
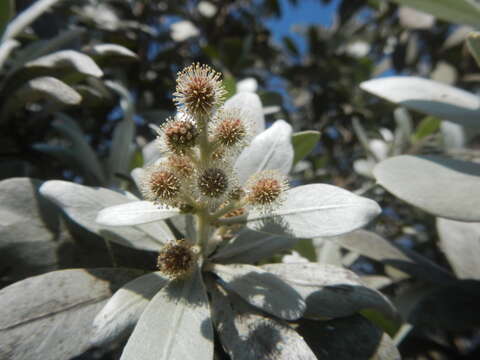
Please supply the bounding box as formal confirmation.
[1,0,480,359]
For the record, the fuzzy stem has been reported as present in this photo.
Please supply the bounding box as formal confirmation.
[197,115,210,164]
[215,214,247,225]
[195,113,212,252]
[209,198,246,220]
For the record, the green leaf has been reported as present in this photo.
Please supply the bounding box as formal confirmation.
[374,155,480,221]
[51,114,106,184]
[297,315,401,360]
[408,280,480,331]
[291,130,321,165]
[1,0,61,41]
[412,116,440,142]
[360,309,401,337]
[361,76,480,128]
[120,268,213,360]
[387,0,480,27]
[466,31,480,68]
[223,74,236,100]
[0,0,15,38]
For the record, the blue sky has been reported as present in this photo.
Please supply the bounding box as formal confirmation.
[265,0,340,53]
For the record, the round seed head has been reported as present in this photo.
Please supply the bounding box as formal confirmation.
[228,186,245,201]
[215,115,247,147]
[167,155,194,177]
[141,164,181,206]
[174,63,226,115]
[211,108,251,153]
[246,170,288,210]
[157,239,198,280]
[198,167,229,198]
[159,117,198,154]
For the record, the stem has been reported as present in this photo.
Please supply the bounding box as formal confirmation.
[209,198,245,219]
[196,209,211,254]
[197,115,210,164]
[216,214,247,225]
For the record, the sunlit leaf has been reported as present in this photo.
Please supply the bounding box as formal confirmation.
[209,263,305,320]
[374,155,480,221]
[0,268,141,360]
[361,77,480,127]
[247,184,381,238]
[120,268,213,360]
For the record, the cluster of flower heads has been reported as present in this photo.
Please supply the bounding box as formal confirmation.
[139,63,288,279]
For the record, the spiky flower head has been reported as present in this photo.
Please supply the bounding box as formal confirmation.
[156,239,199,280]
[173,63,226,116]
[245,170,289,211]
[167,154,195,178]
[211,108,250,150]
[140,163,182,207]
[197,167,229,199]
[156,116,198,154]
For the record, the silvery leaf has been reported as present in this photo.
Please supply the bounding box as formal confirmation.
[262,263,396,319]
[331,230,454,284]
[298,315,400,360]
[361,77,480,127]
[24,50,103,78]
[247,184,381,238]
[0,178,60,281]
[209,263,305,320]
[92,272,168,347]
[437,218,480,280]
[105,81,135,187]
[96,201,179,226]
[235,120,293,184]
[84,44,138,61]
[209,282,316,360]
[9,76,82,108]
[211,227,297,264]
[40,180,170,251]
[52,114,106,184]
[0,268,141,360]
[374,155,480,221]
[224,92,265,136]
[120,268,213,360]
[398,7,435,29]
[291,130,320,165]
[387,0,480,27]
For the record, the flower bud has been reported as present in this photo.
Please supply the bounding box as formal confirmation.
[157,239,199,280]
[212,109,249,148]
[173,63,226,116]
[245,170,288,210]
[141,164,182,206]
[157,117,198,154]
[198,167,229,198]
[167,155,194,177]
